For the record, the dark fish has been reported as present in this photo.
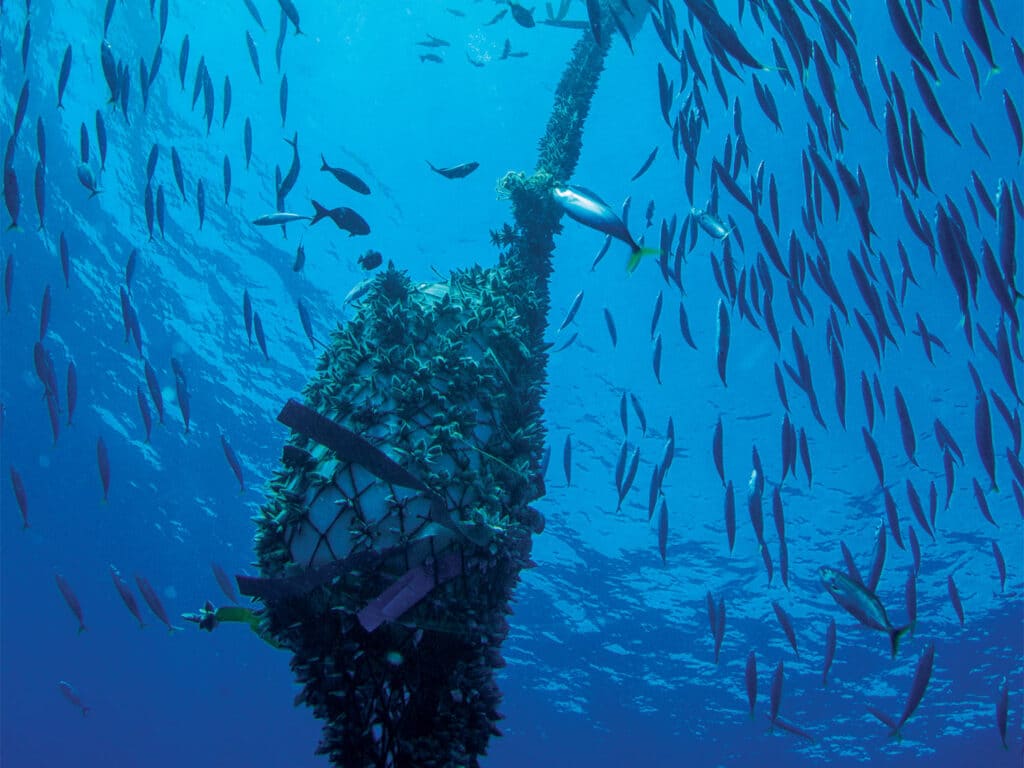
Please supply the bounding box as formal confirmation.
[244,118,253,169]
[10,467,29,529]
[278,0,303,35]
[101,40,118,103]
[895,643,935,737]
[975,391,997,489]
[657,498,668,562]
[171,147,186,200]
[222,76,232,127]
[770,661,784,726]
[585,0,601,45]
[962,0,997,72]
[66,361,77,426]
[275,74,289,132]
[321,155,370,194]
[822,618,836,686]
[297,298,316,348]
[253,312,269,359]
[724,481,736,552]
[136,384,152,442]
[427,160,479,179]
[110,565,145,628]
[58,681,90,716]
[97,437,110,501]
[601,307,617,347]
[34,162,45,231]
[508,2,535,27]
[972,477,997,527]
[243,290,253,346]
[144,360,164,424]
[630,146,658,181]
[244,0,266,31]
[5,166,21,229]
[652,333,663,383]
[893,387,917,466]
[677,301,697,350]
[996,681,1009,749]
[196,178,205,229]
[357,249,381,271]
[884,0,937,80]
[911,61,959,145]
[95,111,107,170]
[221,435,245,492]
[55,574,87,633]
[223,156,231,204]
[712,417,724,486]
[309,202,367,235]
[57,45,72,108]
[563,434,572,486]
[716,299,730,386]
[135,575,177,632]
[772,602,799,658]
[745,651,757,719]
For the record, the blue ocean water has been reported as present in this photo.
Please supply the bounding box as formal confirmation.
[1,2,1021,767]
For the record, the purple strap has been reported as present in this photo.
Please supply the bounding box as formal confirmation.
[358,551,464,632]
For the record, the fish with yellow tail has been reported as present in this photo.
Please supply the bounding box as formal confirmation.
[552,185,660,272]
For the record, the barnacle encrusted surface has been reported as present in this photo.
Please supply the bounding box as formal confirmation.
[253,261,548,767]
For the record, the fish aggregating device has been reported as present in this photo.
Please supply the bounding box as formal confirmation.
[219,7,645,767]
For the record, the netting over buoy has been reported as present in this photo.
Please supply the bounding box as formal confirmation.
[247,260,548,767]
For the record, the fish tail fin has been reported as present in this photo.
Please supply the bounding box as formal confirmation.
[426,160,438,172]
[889,625,910,658]
[78,624,88,634]
[310,199,328,224]
[626,247,661,273]
[320,154,328,170]
[285,132,298,149]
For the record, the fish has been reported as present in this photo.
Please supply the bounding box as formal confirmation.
[279,74,288,127]
[66,362,77,426]
[221,435,245,491]
[557,290,584,333]
[253,211,311,227]
[996,681,1009,749]
[553,185,658,272]
[196,178,205,229]
[892,387,917,466]
[222,76,232,127]
[244,118,253,169]
[55,574,87,633]
[136,385,152,442]
[10,467,29,529]
[253,312,269,360]
[97,437,110,502]
[426,160,479,179]
[822,618,836,686]
[715,299,730,386]
[357,249,381,271]
[223,156,231,204]
[772,602,799,658]
[770,661,784,727]
[135,575,178,632]
[745,651,757,719]
[947,574,965,626]
[110,565,145,628]
[144,360,164,424]
[657,499,668,562]
[563,434,572,486]
[712,417,724,486]
[58,681,90,716]
[57,45,72,108]
[297,298,316,348]
[819,566,908,657]
[246,31,262,81]
[278,0,303,35]
[894,643,935,737]
[243,290,253,345]
[4,166,20,230]
[309,202,368,235]
[678,302,697,350]
[508,2,535,28]
[244,0,266,30]
[603,308,617,346]
[321,155,370,194]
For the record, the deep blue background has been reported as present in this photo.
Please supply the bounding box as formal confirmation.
[1,2,1021,766]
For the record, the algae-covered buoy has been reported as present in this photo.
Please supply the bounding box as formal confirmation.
[189,7,649,766]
